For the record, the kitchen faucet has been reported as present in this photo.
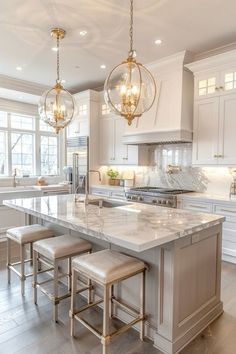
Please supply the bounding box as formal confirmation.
[12,169,19,188]
[74,169,102,204]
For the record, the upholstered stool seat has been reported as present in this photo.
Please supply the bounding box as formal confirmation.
[34,235,91,260]
[72,249,145,284]
[33,234,92,322]
[7,224,54,244]
[6,224,54,296]
[70,249,147,354]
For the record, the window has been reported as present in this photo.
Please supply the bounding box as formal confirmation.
[0,131,7,176]
[0,112,59,177]
[11,133,34,176]
[40,136,58,175]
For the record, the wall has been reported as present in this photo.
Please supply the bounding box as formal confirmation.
[99,144,234,196]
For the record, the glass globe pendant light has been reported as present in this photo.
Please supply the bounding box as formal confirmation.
[38,28,75,134]
[104,0,156,126]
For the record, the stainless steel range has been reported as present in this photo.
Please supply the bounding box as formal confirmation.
[126,187,193,208]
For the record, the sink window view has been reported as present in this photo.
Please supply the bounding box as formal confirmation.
[0,1,236,354]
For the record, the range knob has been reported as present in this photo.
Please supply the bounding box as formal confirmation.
[131,195,137,201]
[161,200,166,205]
[157,199,162,204]
[152,199,157,204]
[166,200,172,206]
[138,196,143,202]
[127,195,131,200]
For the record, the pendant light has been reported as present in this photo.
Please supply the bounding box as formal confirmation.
[104,0,156,126]
[38,28,75,134]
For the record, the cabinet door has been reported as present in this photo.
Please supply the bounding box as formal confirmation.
[114,117,126,164]
[99,117,114,165]
[78,118,88,136]
[192,98,219,165]
[194,72,220,100]
[218,93,236,164]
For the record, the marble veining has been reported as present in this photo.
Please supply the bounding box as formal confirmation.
[4,194,224,252]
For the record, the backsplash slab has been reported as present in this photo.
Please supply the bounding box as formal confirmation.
[99,144,234,196]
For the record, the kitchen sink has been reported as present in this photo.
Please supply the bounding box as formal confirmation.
[88,199,128,208]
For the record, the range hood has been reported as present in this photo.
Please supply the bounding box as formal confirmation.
[122,51,194,145]
[122,129,193,145]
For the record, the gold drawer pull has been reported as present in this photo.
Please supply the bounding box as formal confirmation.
[188,204,207,209]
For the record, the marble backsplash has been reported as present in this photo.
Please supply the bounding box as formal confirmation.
[99,143,234,196]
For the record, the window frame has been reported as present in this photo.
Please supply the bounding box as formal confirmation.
[0,111,60,177]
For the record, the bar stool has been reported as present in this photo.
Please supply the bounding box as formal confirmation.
[6,224,54,296]
[70,249,147,354]
[33,234,92,322]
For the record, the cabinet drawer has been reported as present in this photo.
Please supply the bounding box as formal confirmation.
[223,225,236,242]
[214,204,236,222]
[222,240,236,257]
[182,200,212,213]
[91,189,111,197]
[111,191,125,200]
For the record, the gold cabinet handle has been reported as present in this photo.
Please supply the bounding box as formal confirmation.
[214,154,223,158]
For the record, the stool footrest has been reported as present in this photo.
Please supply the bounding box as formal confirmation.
[112,297,139,316]
[75,315,102,339]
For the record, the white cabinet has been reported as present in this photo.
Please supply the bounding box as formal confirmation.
[192,93,236,165]
[99,102,149,166]
[179,195,236,264]
[187,52,236,166]
[67,96,89,138]
[99,116,115,165]
[192,98,219,165]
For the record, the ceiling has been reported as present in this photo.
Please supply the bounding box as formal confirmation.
[0,0,236,94]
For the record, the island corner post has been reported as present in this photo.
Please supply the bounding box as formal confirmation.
[4,195,224,354]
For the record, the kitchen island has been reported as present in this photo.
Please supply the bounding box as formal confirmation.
[4,194,225,354]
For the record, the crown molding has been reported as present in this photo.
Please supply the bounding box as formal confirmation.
[0,97,38,116]
[185,48,236,74]
[0,74,49,96]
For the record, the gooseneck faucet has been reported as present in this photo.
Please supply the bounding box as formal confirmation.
[75,169,102,204]
[84,170,102,205]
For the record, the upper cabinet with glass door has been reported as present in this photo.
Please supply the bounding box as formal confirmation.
[194,72,220,99]
[221,68,236,95]
[66,92,89,138]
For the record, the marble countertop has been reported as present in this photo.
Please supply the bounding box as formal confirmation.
[178,192,236,205]
[4,194,224,252]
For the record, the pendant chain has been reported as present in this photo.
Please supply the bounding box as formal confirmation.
[129,0,134,53]
[56,34,60,82]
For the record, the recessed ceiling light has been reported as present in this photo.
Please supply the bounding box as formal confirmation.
[155,39,163,45]
[79,30,87,36]
[100,64,106,69]
[61,79,66,84]
[18,96,23,100]
[51,47,58,52]
[16,66,22,71]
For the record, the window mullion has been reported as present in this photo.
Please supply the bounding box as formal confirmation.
[7,113,12,176]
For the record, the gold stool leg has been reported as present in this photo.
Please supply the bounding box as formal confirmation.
[20,244,25,296]
[70,268,77,337]
[140,270,146,341]
[102,285,110,354]
[68,257,72,292]
[30,242,33,266]
[109,284,114,319]
[6,238,11,284]
[53,260,59,322]
[33,250,38,304]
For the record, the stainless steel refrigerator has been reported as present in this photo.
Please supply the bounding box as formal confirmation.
[66,136,89,194]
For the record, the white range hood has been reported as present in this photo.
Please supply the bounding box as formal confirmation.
[122,51,194,145]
